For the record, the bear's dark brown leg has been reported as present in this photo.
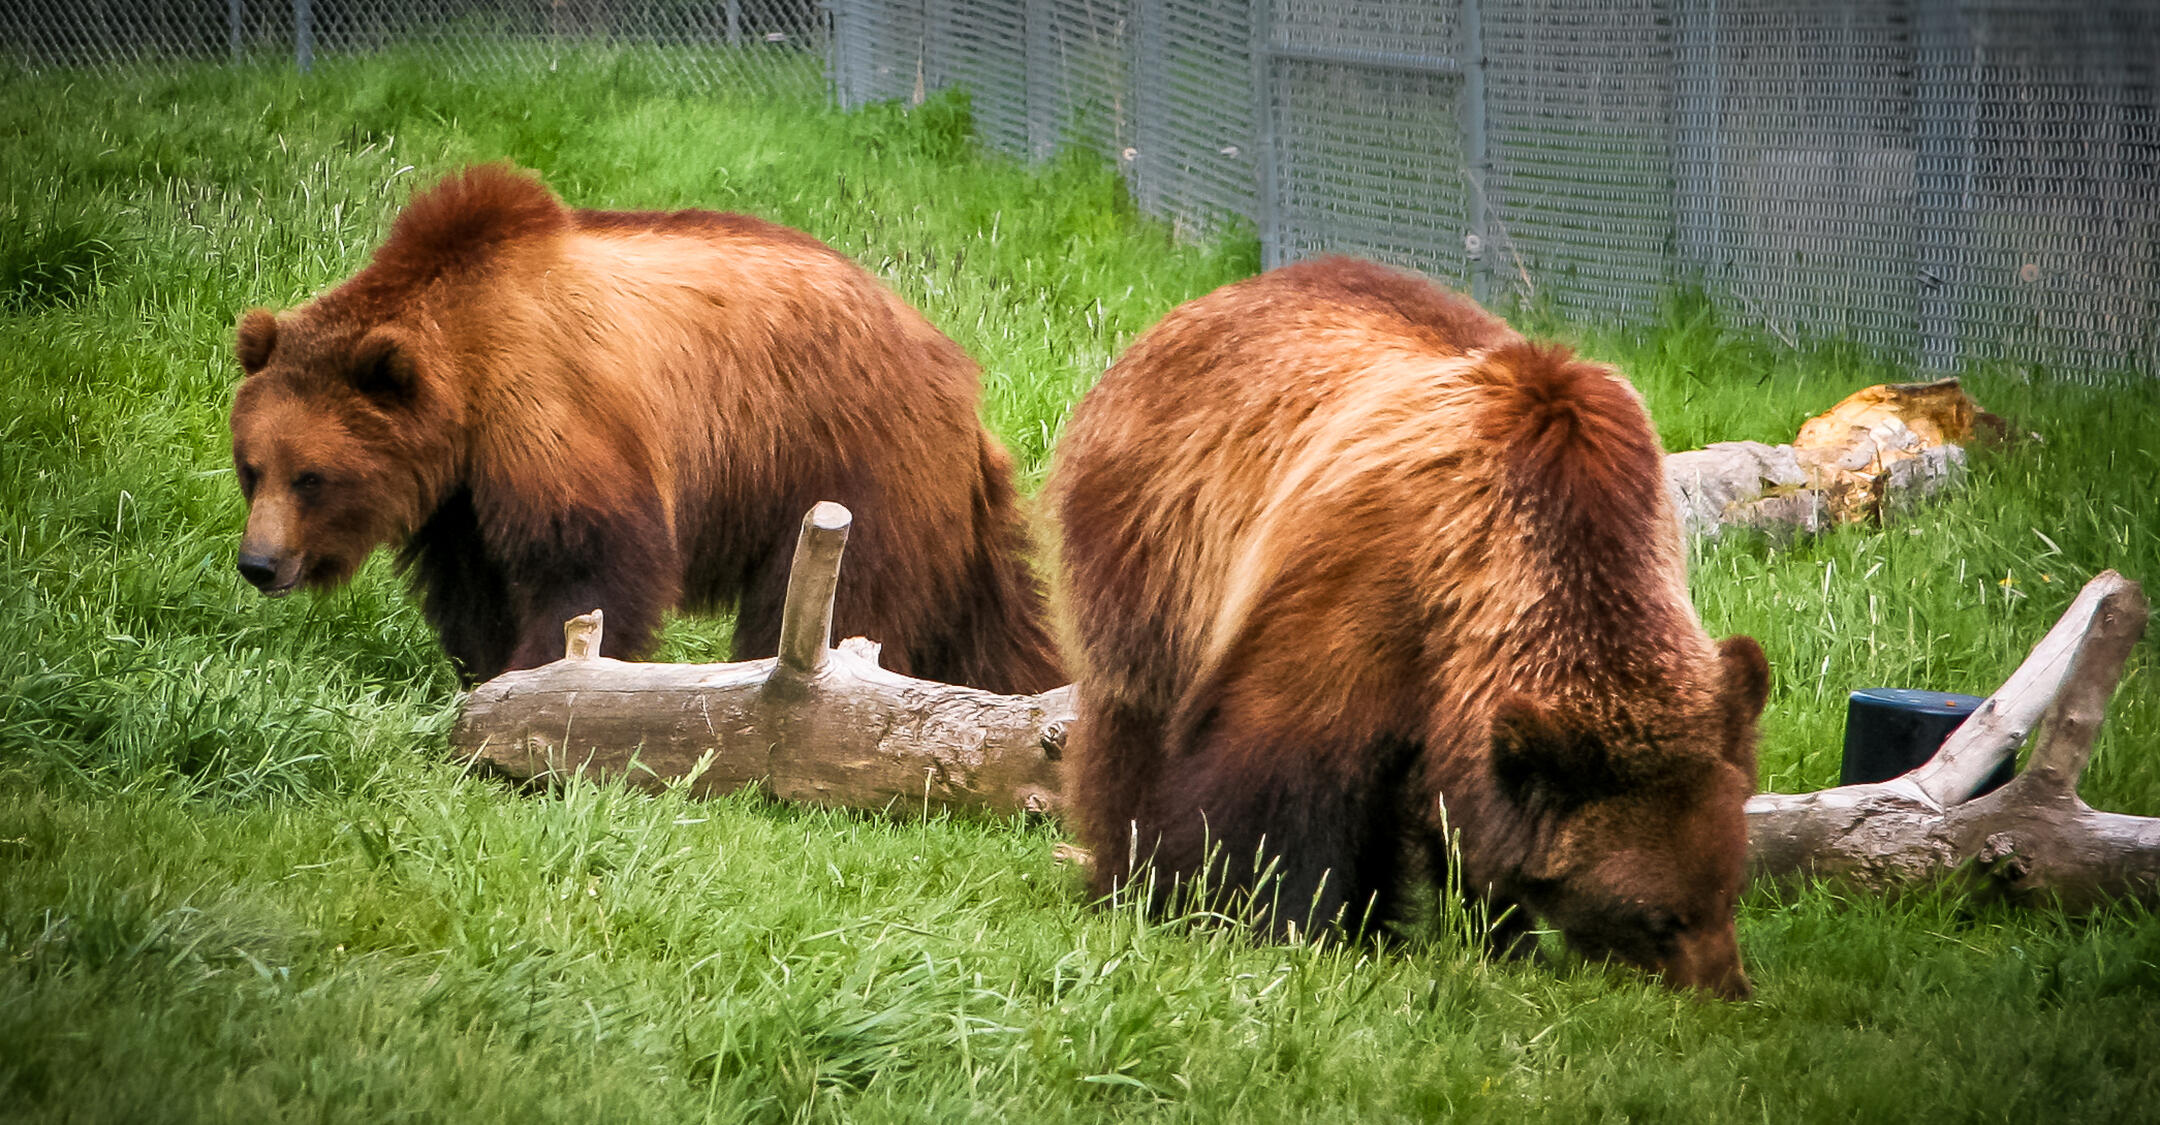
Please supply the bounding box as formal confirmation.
[489,500,681,678]
[405,490,519,684]
[504,580,667,674]
[728,535,919,676]
[1070,698,1172,901]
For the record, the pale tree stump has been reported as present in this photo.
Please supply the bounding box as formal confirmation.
[1664,378,1995,540]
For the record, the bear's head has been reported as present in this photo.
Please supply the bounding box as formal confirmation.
[229,307,462,597]
[1492,635,1770,1000]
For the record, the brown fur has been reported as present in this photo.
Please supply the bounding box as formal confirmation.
[1052,257,1769,998]
[229,164,1062,692]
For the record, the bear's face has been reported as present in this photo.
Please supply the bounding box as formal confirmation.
[1514,763,1755,999]
[229,309,453,597]
[1494,636,1770,1000]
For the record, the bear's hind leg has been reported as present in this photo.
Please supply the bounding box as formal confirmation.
[729,531,924,677]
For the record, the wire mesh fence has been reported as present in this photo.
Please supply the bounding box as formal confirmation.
[834,0,2158,381]
[4,0,2154,380]
[0,1,830,99]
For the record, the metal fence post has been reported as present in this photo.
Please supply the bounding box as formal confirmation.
[920,0,945,101]
[1460,0,1489,303]
[727,0,742,47]
[825,0,843,105]
[1915,0,1973,374]
[1673,0,1721,286]
[228,0,242,60]
[1025,0,1054,160]
[1248,0,1278,267]
[293,0,312,73]
[1132,0,1166,214]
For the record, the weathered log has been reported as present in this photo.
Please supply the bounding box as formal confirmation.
[1746,570,2155,909]
[1664,379,1991,539]
[453,503,1076,818]
[454,504,2157,909]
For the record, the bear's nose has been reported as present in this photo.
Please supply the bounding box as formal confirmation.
[237,552,281,590]
[1711,968,1754,1002]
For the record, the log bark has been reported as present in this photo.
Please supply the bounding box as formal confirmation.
[452,504,1075,818]
[453,503,2158,910]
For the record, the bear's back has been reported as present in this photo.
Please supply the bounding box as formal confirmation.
[310,172,987,541]
[319,167,978,433]
[1056,257,1699,728]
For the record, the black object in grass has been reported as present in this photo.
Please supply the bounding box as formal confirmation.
[1840,687,2013,795]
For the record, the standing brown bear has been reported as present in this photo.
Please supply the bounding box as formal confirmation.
[1052,258,1769,999]
[229,164,1062,693]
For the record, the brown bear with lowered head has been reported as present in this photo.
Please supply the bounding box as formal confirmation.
[1052,257,1769,999]
[229,164,1062,692]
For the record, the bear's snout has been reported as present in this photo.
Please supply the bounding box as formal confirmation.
[1667,925,1752,1001]
[236,550,300,596]
[237,551,279,590]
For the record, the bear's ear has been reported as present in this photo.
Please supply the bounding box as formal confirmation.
[349,328,421,404]
[1490,695,1613,811]
[236,309,278,376]
[1715,635,1770,771]
[1717,635,1771,723]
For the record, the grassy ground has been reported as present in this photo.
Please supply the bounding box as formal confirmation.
[2,49,2158,1124]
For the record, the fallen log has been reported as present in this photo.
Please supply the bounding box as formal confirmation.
[1663,378,1996,540]
[454,503,2157,909]
[453,503,1076,818]
[1746,569,2154,910]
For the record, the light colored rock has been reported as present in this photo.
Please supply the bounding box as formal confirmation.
[1663,438,1962,541]
[1663,440,1811,540]
[1882,443,1968,520]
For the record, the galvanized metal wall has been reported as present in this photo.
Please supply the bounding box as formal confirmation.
[4,1,2153,378]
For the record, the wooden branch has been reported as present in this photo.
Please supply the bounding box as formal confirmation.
[1905,572,2137,805]
[1746,571,2154,910]
[453,503,1074,819]
[564,609,603,660]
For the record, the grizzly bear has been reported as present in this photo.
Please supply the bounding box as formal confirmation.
[229,164,1062,693]
[1052,257,1769,999]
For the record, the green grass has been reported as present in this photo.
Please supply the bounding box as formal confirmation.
[2,48,2157,1123]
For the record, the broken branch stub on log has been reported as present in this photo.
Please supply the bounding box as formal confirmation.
[777,501,850,679]
[453,503,1074,819]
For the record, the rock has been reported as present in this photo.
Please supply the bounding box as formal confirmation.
[1882,444,1967,521]
[1793,377,1988,451]
[1665,379,1985,542]
[1664,441,1811,540]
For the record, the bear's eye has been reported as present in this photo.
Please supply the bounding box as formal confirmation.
[237,463,259,497]
[292,471,325,496]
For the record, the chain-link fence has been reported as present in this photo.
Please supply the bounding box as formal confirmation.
[0,1,830,99]
[5,1,2155,380]
[830,0,2158,382]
